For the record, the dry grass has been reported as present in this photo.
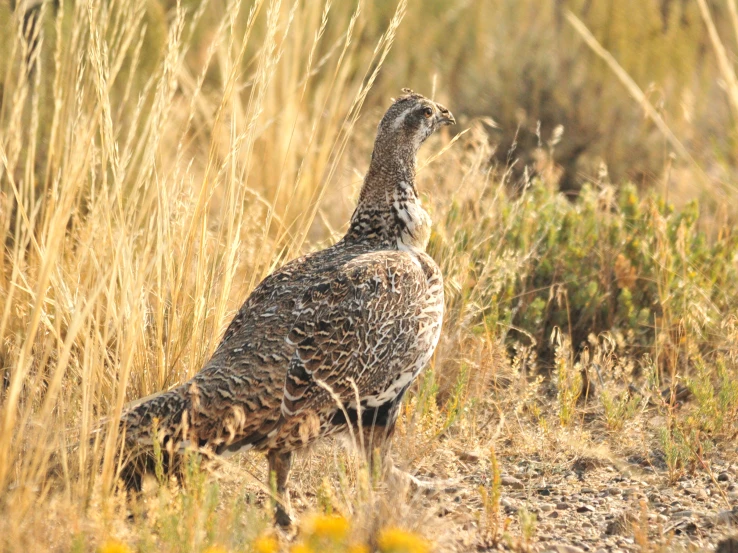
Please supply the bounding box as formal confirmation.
[1,1,738,552]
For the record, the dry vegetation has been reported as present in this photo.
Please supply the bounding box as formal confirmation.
[1,0,738,552]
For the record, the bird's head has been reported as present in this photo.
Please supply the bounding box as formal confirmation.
[350,89,453,247]
[376,88,455,152]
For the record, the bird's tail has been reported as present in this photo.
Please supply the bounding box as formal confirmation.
[119,387,189,446]
[115,387,196,489]
[40,387,192,492]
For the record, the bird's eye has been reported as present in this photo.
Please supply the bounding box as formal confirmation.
[423,107,433,118]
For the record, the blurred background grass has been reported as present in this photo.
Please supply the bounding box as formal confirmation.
[3,0,738,196]
[1,0,738,551]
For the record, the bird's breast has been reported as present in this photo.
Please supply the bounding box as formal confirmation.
[392,198,431,251]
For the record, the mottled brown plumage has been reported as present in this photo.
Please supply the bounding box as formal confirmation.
[120,89,454,523]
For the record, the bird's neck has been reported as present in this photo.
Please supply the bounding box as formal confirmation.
[343,142,431,251]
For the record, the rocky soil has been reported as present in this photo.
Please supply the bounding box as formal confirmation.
[402,443,738,551]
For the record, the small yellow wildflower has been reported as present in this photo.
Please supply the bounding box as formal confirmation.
[289,544,312,553]
[377,527,431,553]
[347,544,370,553]
[253,535,279,553]
[305,514,350,542]
[97,540,133,553]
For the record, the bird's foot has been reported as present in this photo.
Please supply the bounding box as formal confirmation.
[274,503,294,528]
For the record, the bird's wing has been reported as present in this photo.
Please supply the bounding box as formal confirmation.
[281,250,443,419]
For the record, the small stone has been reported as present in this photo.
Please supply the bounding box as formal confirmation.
[539,503,556,512]
[577,504,595,513]
[556,502,570,510]
[672,510,694,518]
[501,475,524,489]
[456,451,480,462]
[548,511,560,519]
[605,512,638,535]
[544,545,584,553]
[608,487,621,495]
[718,472,730,482]
[581,487,596,494]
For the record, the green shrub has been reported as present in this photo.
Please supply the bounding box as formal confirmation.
[434,180,738,370]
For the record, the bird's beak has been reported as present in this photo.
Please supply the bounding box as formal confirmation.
[435,103,455,126]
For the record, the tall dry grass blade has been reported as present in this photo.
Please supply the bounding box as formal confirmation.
[178,0,264,341]
[729,0,738,50]
[565,11,712,191]
[696,0,738,128]
[288,0,408,260]
[261,0,332,259]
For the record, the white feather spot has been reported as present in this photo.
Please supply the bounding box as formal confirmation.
[391,106,414,130]
[364,371,415,407]
[219,442,253,458]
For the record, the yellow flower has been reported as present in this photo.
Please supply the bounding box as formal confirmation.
[289,544,312,553]
[305,514,350,542]
[347,545,370,553]
[203,546,229,553]
[253,535,279,553]
[377,527,431,553]
[98,540,133,553]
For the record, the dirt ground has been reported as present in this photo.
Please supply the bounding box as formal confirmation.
[206,389,738,553]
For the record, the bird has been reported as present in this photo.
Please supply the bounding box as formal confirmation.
[118,89,455,525]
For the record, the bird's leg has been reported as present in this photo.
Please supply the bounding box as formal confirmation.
[267,449,293,527]
[363,422,457,494]
[364,423,424,488]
